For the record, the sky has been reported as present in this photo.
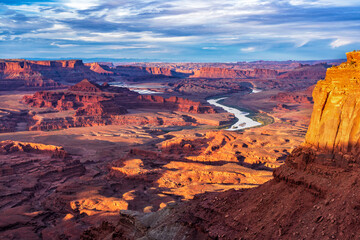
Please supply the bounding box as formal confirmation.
[0,0,359,62]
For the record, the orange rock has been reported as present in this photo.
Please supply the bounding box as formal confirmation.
[0,59,112,90]
[0,140,69,158]
[305,51,360,152]
[85,63,114,75]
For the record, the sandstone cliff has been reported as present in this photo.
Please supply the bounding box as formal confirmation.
[85,63,114,75]
[306,51,360,152]
[0,59,112,90]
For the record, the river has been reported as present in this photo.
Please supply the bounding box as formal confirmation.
[207,90,262,131]
[109,82,163,94]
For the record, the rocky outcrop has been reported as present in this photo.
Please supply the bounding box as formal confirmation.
[137,95,216,114]
[28,60,84,68]
[23,79,137,113]
[82,52,360,239]
[0,140,69,158]
[114,66,176,78]
[22,79,216,130]
[169,78,252,97]
[191,67,279,79]
[305,51,360,152]
[0,59,113,90]
[277,63,329,81]
[85,63,114,75]
[271,92,313,104]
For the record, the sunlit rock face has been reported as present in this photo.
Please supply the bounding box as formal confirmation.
[0,59,114,91]
[306,51,360,153]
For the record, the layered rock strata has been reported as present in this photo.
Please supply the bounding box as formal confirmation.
[0,60,112,90]
[306,51,360,152]
[22,79,216,130]
[191,67,279,79]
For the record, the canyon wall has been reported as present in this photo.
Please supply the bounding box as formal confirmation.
[0,60,112,90]
[305,51,360,153]
[114,66,176,77]
[84,63,114,75]
[191,67,279,79]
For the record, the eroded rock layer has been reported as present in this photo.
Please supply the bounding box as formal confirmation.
[22,79,216,130]
[306,51,360,152]
[0,140,69,158]
[191,67,278,79]
[0,59,112,90]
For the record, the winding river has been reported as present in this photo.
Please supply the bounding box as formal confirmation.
[207,90,262,131]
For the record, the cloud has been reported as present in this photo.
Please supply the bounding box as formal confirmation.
[241,47,257,52]
[50,42,78,48]
[330,39,353,48]
[64,0,101,10]
[0,0,359,61]
[202,47,217,50]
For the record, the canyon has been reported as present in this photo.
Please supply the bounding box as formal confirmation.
[81,51,360,239]
[20,79,217,131]
[0,55,345,239]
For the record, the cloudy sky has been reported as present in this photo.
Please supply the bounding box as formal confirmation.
[0,0,359,62]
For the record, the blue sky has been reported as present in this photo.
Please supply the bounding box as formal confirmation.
[0,0,359,62]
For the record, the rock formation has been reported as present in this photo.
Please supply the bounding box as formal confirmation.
[137,95,215,114]
[81,52,360,239]
[270,89,313,104]
[84,63,114,75]
[114,66,177,78]
[191,67,279,79]
[0,59,112,90]
[277,63,330,81]
[0,140,69,158]
[306,51,360,152]
[169,78,252,97]
[22,79,216,130]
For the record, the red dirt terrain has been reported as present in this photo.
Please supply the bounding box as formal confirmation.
[81,52,360,240]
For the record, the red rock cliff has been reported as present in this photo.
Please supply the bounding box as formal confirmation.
[191,67,279,79]
[114,66,175,77]
[305,51,360,152]
[85,62,114,75]
[0,59,112,90]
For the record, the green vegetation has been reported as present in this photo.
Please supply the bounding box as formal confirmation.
[250,112,274,126]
